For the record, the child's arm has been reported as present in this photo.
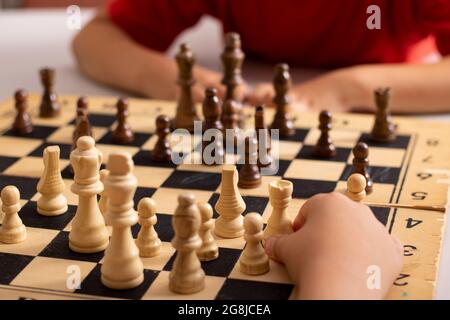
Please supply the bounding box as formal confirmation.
[265,193,403,300]
[72,8,224,101]
[251,57,450,114]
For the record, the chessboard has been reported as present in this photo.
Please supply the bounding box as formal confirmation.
[0,93,449,300]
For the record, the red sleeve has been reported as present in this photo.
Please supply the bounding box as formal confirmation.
[415,0,450,56]
[107,0,212,52]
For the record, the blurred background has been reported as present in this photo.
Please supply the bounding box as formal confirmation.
[1,0,104,8]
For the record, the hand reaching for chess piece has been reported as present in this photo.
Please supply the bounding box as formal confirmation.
[264,192,403,300]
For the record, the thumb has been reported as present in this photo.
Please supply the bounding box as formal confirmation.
[265,235,289,263]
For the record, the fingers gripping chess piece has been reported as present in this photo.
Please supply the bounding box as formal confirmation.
[37,146,68,216]
[240,213,270,276]
[69,136,109,253]
[169,194,205,294]
[136,197,161,257]
[197,202,219,261]
[0,186,27,244]
[215,165,246,238]
[101,152,144,289]
[98,169,109,222]
[264,180,294,240]
[346,173,367,202]
[12,89,33,135]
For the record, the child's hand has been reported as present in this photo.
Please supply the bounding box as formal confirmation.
[265,193,403,300]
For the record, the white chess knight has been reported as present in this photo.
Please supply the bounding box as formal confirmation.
[69,136,109,253]
[101,152,144,290]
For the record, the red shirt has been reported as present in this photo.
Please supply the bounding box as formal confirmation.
[107,0,450,68]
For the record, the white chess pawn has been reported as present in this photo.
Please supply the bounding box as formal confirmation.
[136,197,161,257]
[37,145,68,216]
[264,180,293,240]
[98,169,109,221]
[197,202,219,261]
[169,194,205,294]
[0,186,27,244]
[239,213,269,275]
[347,173,367,202]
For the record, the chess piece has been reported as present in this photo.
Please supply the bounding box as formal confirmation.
[314,110,336,158]
[352,142,373,194]
[222,99,241,149]
[221,32,245,126]
[169,194,205,294]
[197,202,219,261]
[174,43,199,132]
[370,88,396,142]
[238,136,262,189]
[270,63,295,137]
[346,173,367,202]
[37,146,68,216]
[215,165,246,238]
[69,136,109,253]
[98,169,109,221]
[101,152,144,289]
[255,105,272,168]
[240,213,270,276]
[202,88,224,165]
[72,110,92,151]
[0,186,27,244]
[151,114,172,162]
[264,180,293,240]
[39,68,61,118]
[112,97,135,144]
[12,89,33,135]
[136,197,161,257]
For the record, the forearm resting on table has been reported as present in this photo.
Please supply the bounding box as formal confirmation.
[350,57,450,114]
[72,11,179,99]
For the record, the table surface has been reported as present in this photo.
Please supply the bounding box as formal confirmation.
[1,8,450,299]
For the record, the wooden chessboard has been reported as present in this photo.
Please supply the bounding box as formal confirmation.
[0,94,448,300]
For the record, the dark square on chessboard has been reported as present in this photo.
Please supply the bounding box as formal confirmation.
[161,170,222,191]
[0,175,39,199]
[359,133,411,149]
[0,156,20,172]
[131,213,174,243]
[296,145,352,162]
[68,113,117,127]
[97,131,152,148]
[287,178,337,199]
[216,278,294,300]
[29,142,72,159]
[3,125,58,140]
[19,202,76,230]
[133,150,179,169]
[340,165,401,184]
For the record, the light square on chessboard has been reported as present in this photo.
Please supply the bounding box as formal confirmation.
[0,136,43,157]
[3,157,70,178]
[0,227,59,256]
[31,179,77,206]
[261,198,306,224]
[151,187,213,215]
[303,128,361,148]
[228,259,292,284]
[346,147,405,168]
[142,271,225,300]
[11,256,97,292]
[134,166,174,188]
[177,153,238,173]
[96,144,140,163]
[284,159,346,182]
[31,110,75,127]
[213,232,246,250]
[335,181,395,203]
[231,176,282,197]
[46,125,108,144]
[270,140,303,161]
[140,242,175,271]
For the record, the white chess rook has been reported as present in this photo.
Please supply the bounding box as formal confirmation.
[69,136,109,253]
[215,165,246,238]
[37,145,68,216]
[264,180,293,240]
[101,152,144,289]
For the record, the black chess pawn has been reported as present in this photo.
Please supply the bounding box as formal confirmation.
[74,97,92,139]
[255,105,272,168]
[112,97,135,144]
[12,89,33,135]
[39,68,61,118]
[270,63,295,137]
[352,142,373,194]
[314,110,336,158]
[72,112,92,151]
[202,88,224,165]
[370,88,396,142]
[238,136,262,189]
[173,43,199,132]
[222,99,241,150]
[151,115,172,162]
